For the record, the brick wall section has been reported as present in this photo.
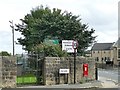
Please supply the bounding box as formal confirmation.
[43,57,95,85]
[0,56,17,88]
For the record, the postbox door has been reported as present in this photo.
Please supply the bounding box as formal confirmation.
[83,64,88,76]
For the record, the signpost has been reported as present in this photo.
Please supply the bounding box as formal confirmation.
[72,40,78,84]
[59,69,69,84]
[62,40,78,84]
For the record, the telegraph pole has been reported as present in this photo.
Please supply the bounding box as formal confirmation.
[9,20,15,56]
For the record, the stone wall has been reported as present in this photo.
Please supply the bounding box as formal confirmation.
[0,56,17,88]
[43,57,95,85]
[0,57,2,87]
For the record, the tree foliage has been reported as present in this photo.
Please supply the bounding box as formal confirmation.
[15,5,96,54]
[0,51,11,56]
[33,43,68,57]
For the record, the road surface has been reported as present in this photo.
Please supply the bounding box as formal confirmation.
[98,68,118,83]
[98,68,119,88]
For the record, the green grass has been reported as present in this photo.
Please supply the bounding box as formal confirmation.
[17,76,37,84]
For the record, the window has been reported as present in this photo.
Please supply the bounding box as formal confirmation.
[118,49,120,58]
[96,57,99,61]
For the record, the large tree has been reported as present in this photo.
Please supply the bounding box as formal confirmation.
[15,6,96,54]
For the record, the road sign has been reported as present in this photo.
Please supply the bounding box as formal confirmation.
[59,69,69,74]
[44,39,59,45]
[62,40,77,53]
[72,40,78,49]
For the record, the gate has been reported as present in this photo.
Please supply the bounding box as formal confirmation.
[17,52,44,86]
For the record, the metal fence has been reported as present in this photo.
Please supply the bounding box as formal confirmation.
[17,52,44,86]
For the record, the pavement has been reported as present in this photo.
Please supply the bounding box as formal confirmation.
[17,76,119,89]
[17,68,119,88]
[0,75,119,89]
[18,81,102,88]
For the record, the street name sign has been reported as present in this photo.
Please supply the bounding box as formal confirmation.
[59,69,69,74]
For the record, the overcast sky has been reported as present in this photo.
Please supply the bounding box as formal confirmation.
[0,0,119,54]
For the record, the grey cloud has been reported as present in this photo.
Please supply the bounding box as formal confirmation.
[81,3,117,26]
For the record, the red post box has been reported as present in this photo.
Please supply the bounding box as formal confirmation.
[83,64,88,77]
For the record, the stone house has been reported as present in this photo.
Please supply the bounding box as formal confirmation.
[91,43,114,64]
[91,39,120,66]
[111,38,120,66]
